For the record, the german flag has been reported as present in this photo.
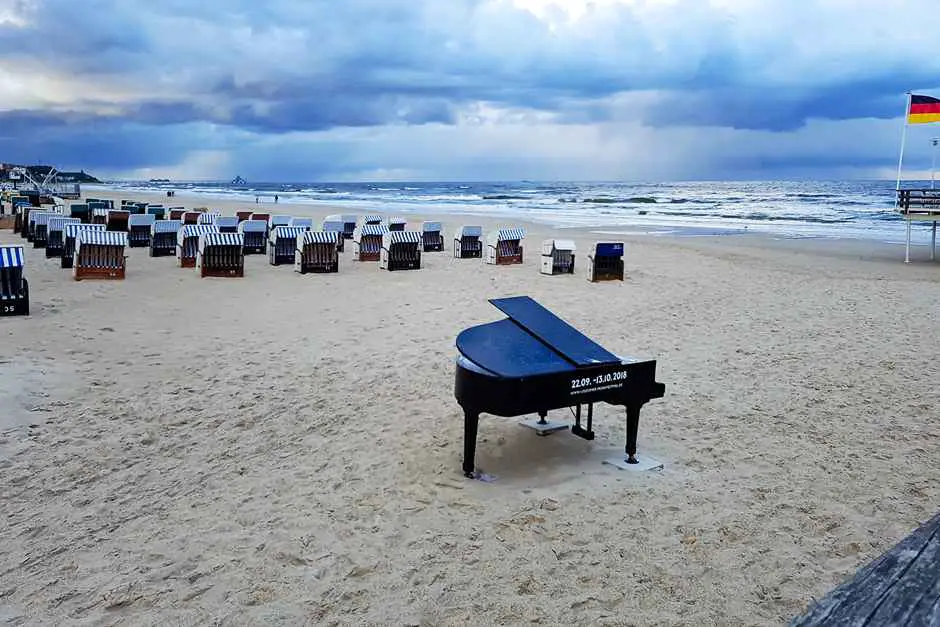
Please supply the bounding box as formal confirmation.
[908,94,940,124]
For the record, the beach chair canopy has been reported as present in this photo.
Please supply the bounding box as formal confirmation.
[216,216,239,229]
[382,230,422,247]
[340,214,357,224]
[76,230,127,249]
[198,211,221,225]
[198,232,244,253]
[269,215,292,227]
[178,224,219,245]
[239,219,268,233]
[363,214,383,224]
[389,217,406,225]
[354,224,389,240]
[300,230,339,247]
[152,219,182,234]
[270,226,307,241]
[0,246,24,269]
[322,220,344,232]
[65,223,106,239]
[456,225,483,238]
[290,217,314,228]
[129,214,156,227]
[497,227,525,241]
[543,239,576,255]
[422,221,442,233]
[48,217,80,232]
[593,242,624,257]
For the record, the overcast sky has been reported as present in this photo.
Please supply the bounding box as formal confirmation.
[1,0,939,182]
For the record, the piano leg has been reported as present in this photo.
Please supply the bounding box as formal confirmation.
[625,404,641,464]
[571,404,596,441]
[463,410,480,478]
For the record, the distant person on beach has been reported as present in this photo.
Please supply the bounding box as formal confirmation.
[274,194,279,203]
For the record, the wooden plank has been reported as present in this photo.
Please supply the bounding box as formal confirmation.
[790,511,940,626]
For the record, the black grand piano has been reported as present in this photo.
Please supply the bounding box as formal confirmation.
[454,296,666,478]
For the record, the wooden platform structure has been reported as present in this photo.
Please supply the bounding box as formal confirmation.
[268,225,307,266]
[295,230,340,274]
[197,232,245,278]
[422,221,444,252]
[74,231,127,280]
[127,214,155,248]
[150,220,182,257]
[790,510,940,626]
[46,216,80,259]
[62,224,105,268]
[486,227,525,265]
[238,219,268,254]
[588,242,625,282]
[380,230,422,271]
[0,246,29,316]
[353,224,388,262]
[177,224,219,268]
[897,189,940,262]
[216,216,239,233]
[454,225,483,258]
[321,219,346,252]
[540,239,576,275]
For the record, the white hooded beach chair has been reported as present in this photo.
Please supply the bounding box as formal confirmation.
[380,230,422,270]
[453,225,483,258]
[0,246,28,316]
[74,231,128,281]
[239,219,268,254]
[128,214,156,248]
[353,224,388,261]
[486,227,525,265]
[295,230,340,274]
[540,239,576,275]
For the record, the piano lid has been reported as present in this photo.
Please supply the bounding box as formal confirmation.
[489,296,620,367]
[457,319,576,378]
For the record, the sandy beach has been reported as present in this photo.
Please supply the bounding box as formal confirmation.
[1,190,939,626]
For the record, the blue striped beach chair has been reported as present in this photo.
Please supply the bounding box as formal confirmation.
[128,214,156,247]
[62,224,105,268]
[363,214,383,226]
[353,224,388,261]
[322,219,345,252]
[197,232,245,277]
[486,227,525,265]
[380,230,422,271]
[46,217,81,258]
[177,224,219,268]
[74,231,128,280]
[268,226,307,265]
[422,221,443,252]
[453,225,483,258]
[295,230,339,274]
[0,246,29,316]
[198,211,222,226]
[150,220,182,257]
[238,219,268,254]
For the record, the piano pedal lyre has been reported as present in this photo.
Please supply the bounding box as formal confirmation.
[520,411,569,436]
[570,404,595,441]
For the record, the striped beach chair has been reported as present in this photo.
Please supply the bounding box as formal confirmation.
[62,224,105,269]
[46,217,80,258]
[106,210,130,232]
[363,214,383,226]
[150,220,182,257]
[290,217,313,231]
[540,239,576,275]
[177,224,219,268]
[128,214,156,247]
[91,207,109,225]
[322,219,345,252]
[267,225,307,266]
[0,246,29,316]
[197,232,245,278]
[454,225,483,258]
[421,221,443,252]
[74,231,128,280]
[388,217,406,232]
[216,216,239,233]
[486,227,525,265]
[587,242,625,282]
[238,219,268,254]
[295,231,339,274]
[353,224,388,261]
[198,211,221,225]
[380,230,422,271]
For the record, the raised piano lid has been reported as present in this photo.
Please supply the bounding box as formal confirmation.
[489,296,620,367]
[457,319,576,377]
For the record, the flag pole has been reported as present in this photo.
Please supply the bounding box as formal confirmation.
[898,91,912,263]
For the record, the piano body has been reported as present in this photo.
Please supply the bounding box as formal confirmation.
[454,296,665,478]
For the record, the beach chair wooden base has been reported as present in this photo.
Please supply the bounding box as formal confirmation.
[495,254,523,265]
[45,244,63,259]
[150,244,176,257]
[588,257,624,282]
[74,265,126,281]
[0,216,13,230]
[201,266,244,278]
[297,261,339,274]
[244,245,265,255]
[0,280,29,317]
[128,227,151,248]
[357,252,380,262]
[179,257,196,268]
